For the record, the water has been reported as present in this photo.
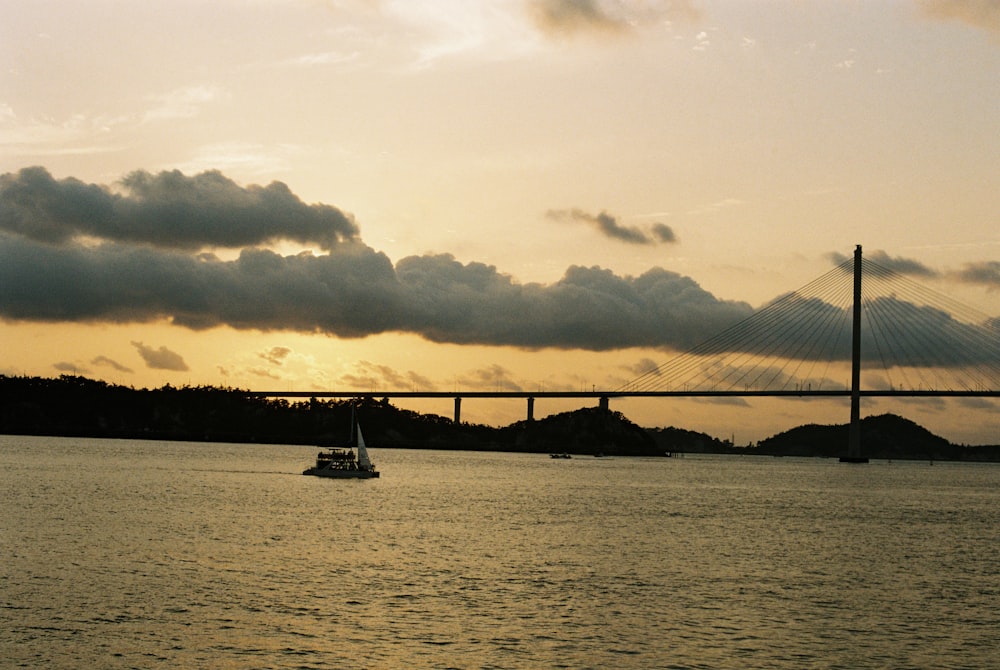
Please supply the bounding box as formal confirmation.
[2,436,998,669]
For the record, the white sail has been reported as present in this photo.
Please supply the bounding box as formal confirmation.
[356,423,373,470]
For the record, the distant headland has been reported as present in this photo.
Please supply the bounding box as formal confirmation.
[2,375,998,462]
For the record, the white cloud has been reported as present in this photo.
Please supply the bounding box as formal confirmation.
[143,85,226,122]
[381,0,542,68]
[281,51,361,67]
[0,106,125,156]
[165,142,305,176]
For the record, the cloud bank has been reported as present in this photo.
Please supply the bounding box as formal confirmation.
[0,167,746,352]
[0,167,358,251]
[3,167,994,368]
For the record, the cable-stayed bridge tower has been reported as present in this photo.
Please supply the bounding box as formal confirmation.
[844,244,866,463]
[617,243,1000,462]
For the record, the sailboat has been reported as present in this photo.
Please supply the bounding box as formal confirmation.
[302,406,380,479]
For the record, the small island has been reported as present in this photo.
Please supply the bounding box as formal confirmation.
[1,374,998,462]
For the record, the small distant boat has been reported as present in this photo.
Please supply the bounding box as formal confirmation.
[550,453,572,459]
[303,406,379,479]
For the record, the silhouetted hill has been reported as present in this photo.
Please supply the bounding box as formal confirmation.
[2,375,998,461]
[499,406,660,456]
[750,413,1000,461]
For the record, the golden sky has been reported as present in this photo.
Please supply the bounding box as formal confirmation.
[2,0,1000,443]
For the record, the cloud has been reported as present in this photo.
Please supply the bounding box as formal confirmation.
[0,229,749,351]
[952,261,1000,288]
[827,249,939,278]
[692,29,710,51]
[53,361,88,374]
[340,360,441,392]
[406,370,437,391]
[167,142,303,177]
[460,364,524,392]
[281,51,361,68]
[956,396,999,410]
[0,167,359,251]
[248,367,280,380]
[259,346,292,366]
[0,234,404,333]
[394,255,752,350]
[16,166,993,368]
[131,341,189,371]
[92,355,134,373]
[919,0,1000,36]
[650,223,677,243]
[528,0,631,35]
[143,85,226,122]
[527,0,701,37]
[547,208,677,245]
[624,357,662,377]
[0,105,128,157]
[691,395,751,408]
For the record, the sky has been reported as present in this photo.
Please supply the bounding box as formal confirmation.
[2,0,1000,444]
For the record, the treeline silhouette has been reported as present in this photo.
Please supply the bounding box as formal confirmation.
[0,375,662,455]
[2,375,997,460]
[0,375,460,445]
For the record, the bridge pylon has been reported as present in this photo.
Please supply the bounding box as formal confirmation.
[841,244,869,463]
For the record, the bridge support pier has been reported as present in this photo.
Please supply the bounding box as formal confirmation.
[526,396,534,421]
[598,396,609,412]
[454,396,462,424]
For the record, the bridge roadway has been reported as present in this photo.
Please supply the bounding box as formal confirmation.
[253,389,1000,423]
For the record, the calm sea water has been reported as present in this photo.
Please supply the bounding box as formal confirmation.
[2,435,998,669]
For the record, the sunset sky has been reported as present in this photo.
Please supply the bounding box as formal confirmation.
[2,0,999,444]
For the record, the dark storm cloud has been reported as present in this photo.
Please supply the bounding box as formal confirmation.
[0,234,402,334]
[546,208,675,245]
[393,254,751,350]
[0,228,750,351]
[132,341,189,371]
[0,166,358,250]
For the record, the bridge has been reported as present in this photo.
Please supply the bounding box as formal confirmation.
[257,246,1000,462]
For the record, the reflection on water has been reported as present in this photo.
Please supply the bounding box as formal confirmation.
[2,436,998,668]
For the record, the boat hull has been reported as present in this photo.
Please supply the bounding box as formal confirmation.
[303,467,380,479]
